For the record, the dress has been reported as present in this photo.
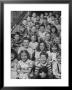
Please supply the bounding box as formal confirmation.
[17,59,34,79]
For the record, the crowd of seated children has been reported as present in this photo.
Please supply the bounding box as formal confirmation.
[11,11,61,79]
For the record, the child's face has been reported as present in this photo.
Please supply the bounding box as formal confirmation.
[45,33,50,40]
[23,40,29,48]
[40,26,45,32]
[21,52,27,62]
[45,12,48,16]
[34,69,39,76]
[36,25,39,29]
[57,55,61,63]
[51,27,56,33]
[40,72,47,78]
[54,19,59,25]
[51,16,55,21]
[40,43,45,51]
[32,13,36,17]
[49,12,52,16]
[54,37,60,44]
[40,14,44,19]
[56,14,59,18]
[14,34,19,41]
[31,26,36,33]
[22,20,27,25]
[44,19,47,23]
[36,16,40,21]
[31,36,36,42]
[11,53,15,60]
[52,46,57,52]
[47,25,51,30]
[40,55,47,64]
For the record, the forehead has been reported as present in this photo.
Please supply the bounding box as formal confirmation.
[40,26,44,28]
[32,26,36,29]
[40,54,46,57]
[40,43,44,45]
[21,52,26,55]
[15,34,19,37]
[31,35,35,38]
[23,40,29,42]
[52,45,57,48]
[46,33,50,36]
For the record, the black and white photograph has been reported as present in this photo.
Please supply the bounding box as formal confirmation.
[11,11,61,79]
[3,4,69,86]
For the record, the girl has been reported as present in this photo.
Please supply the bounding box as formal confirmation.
[51,25,58,40]
[11,49,18,79]
[35,41,48,60]
[50,43,60,62]
[17,50,34,79]
[29,35,38,50]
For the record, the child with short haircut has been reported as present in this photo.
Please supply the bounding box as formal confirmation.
[18,38,34,58]
[38,25,46,41]
[17,50,34,79]
[35,52,53,79]
[11,49,18,79]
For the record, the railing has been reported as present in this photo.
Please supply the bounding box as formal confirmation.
[11,11,27,31]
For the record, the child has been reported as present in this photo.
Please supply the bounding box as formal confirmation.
[40,13,44,24]
[38,25,46,40]
[35,52,53,79]
[11,49,18,79]
[50,43,60,62]
[51,26,58,40]
[31,12,37,23]
[18,38,34,58]
[52,53,61,79]
[29,35,38,50]
[17,50,34,79]
[35,41,48,60]
[12,33,22,53]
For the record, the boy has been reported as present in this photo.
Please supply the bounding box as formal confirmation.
[18,38,34,58]
[35,52,53,79]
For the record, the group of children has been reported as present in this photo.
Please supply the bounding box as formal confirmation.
[11,11,61,79]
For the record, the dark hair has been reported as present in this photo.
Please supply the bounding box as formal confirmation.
[18,50,30,60]
[23,37,30,42]
[11,49,18,60]
[40,52,48,59]
[51,25,58,34]
[36,41,48,52]
[40,24,45,28]
[50,43,60,52]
